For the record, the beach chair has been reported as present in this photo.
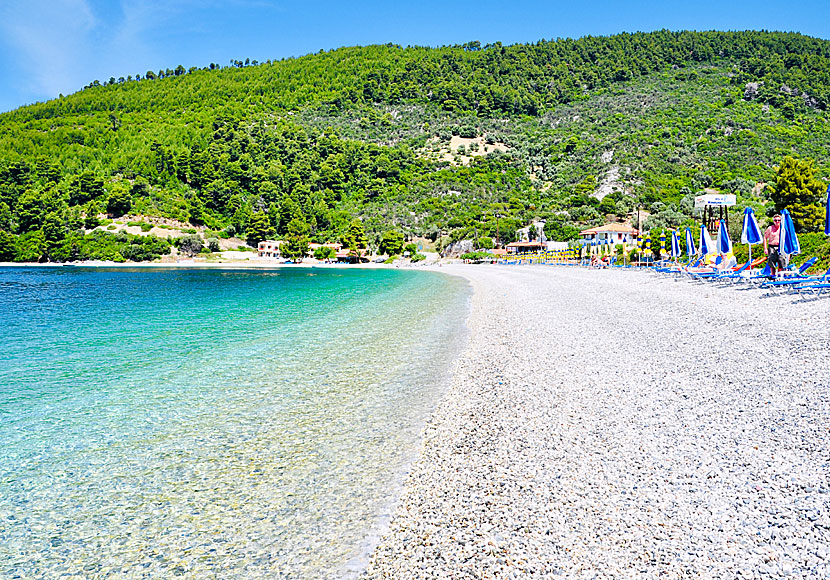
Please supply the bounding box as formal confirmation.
[718,256,767,284]
[686,256,723,281]
[760,258,822,293]
[710,259,751,281]
[796,281,830,296]
[745,263,773,283]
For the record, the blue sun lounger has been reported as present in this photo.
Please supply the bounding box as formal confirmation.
[760,258,822,292]
[796,282,830,296]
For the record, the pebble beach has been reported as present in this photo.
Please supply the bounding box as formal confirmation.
[363,265,830,579]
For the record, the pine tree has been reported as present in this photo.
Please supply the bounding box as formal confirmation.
[771,156,826,232]
[282,218,310,261]
[246,211,273,247]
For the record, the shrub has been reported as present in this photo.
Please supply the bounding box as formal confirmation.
[178,234,203,256]
[459,251,495,261]
[314,245,337,260]
[476,236,494,249]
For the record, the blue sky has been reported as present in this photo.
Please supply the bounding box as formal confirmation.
[1,0,829,113]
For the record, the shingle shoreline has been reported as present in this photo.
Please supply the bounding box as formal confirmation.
[362,265,830,579]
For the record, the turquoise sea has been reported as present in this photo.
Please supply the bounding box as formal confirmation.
[0,266,469,579]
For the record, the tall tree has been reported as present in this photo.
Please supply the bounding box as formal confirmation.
[246,211,274,247]
[770,156,826,232]
[345,219,367,249]
[379,230,404,256]
[282,218,310,261]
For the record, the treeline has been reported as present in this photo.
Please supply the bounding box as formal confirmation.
[11,30,830,122]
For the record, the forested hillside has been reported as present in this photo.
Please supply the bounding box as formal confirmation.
[2,30,830,262]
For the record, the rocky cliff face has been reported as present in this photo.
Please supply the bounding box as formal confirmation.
[441,240,474,258]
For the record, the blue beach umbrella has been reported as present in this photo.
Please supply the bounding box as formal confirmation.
[740,207,763,268]
[699,224,714,257]
[741,207,763,245]
[670,229,681,259]
[824,184,830,236]
[716,219,732,255]
[685,227,696,257]
[779,209,800,258]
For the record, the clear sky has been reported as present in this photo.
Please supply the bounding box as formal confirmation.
[1,0,829,114]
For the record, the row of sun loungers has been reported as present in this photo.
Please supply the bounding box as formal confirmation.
[498,251,829,296]
[651,254,830,296]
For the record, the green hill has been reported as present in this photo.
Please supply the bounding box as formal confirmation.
[2,30,830,262]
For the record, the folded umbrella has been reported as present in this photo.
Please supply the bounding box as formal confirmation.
[670,229,681,259]
[741,207,763,271]
[716,219,732,255]
[699,224,713,257]
[779,209,800,258]
[824,184,830,236]
[685,227,696,257]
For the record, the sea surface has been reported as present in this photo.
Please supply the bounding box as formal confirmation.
[0,266,470,579]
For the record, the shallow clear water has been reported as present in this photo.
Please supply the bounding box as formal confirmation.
[0,266,469,579]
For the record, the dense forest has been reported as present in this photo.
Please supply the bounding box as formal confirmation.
[1,30,830,262]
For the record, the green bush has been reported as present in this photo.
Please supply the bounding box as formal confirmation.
[380,230,405,256]
[459,251,495,261]
[177,234,203,256]
[314,245,337,260]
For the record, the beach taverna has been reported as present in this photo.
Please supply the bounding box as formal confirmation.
[506,240,547,254]
[579,223,639,243]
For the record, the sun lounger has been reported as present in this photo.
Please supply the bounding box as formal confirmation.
[760,258,822,292]
[715,256,768,284]
[686,256,725,281]
[796,282,830,296]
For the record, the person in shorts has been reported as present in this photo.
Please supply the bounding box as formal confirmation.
[764,214,783,277]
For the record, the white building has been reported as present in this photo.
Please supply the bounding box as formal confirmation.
[579,223,639,244]
[257,240,283,258]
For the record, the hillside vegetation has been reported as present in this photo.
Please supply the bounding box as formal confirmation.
[2,30,830,262]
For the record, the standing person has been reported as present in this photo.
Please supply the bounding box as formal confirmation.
[764,214,782,277]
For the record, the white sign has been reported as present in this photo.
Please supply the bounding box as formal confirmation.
[694,194,736,208]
